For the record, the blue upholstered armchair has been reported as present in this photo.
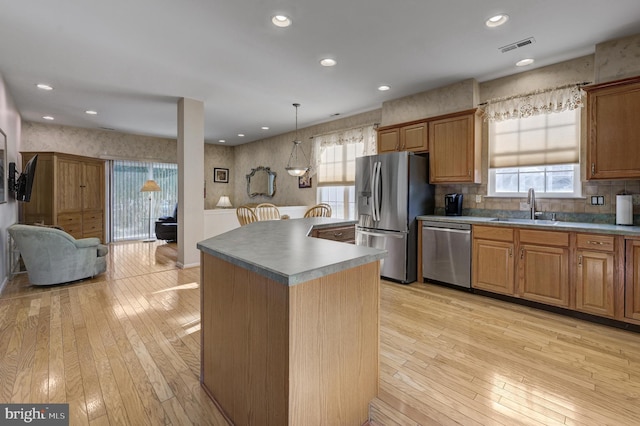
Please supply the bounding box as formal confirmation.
[8,224,108,285]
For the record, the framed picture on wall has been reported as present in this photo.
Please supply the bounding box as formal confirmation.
[214,167,229,183]
[298,172,312,188]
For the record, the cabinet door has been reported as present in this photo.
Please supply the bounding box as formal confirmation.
[56,158,83,213]
[429,111,480,183]
[401,122,427,152]
[377,128,399,153]
[473,239,515,295]
[82,161,104,211]
[587,77,640,179]
[625,239,640,321]
[576,250,614,317]
[519,244,570,308]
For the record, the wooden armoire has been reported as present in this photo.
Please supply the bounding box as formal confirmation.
[20,152,106,242]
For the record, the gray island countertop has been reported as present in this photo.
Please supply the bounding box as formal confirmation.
[197,217,386,286]
[417,215,640,236]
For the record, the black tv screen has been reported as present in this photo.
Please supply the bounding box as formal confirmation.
[16,154,38,202]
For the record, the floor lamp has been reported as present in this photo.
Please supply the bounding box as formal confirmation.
[140,179,161,242]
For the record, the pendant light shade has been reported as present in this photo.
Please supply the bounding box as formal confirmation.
[285,103,310,177]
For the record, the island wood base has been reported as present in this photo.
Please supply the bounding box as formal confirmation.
[200,253,380,425]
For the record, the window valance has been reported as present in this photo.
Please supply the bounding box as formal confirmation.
[310,125,377,179]
[483,84,584,122]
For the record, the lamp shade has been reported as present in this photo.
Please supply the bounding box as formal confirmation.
[140,179,161,192]
[216,195,233,208]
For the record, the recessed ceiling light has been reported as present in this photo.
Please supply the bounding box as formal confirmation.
[36,83,53,91]
[238,133,245,137]
[320,58,337,67]
[218,139,226,143]
[378,85,391,91]
[272,15,291,27]
[261,126,269,130]
[486,14,509,28]
[516,58,534,67]
[43,115,54,120]
[85,110,98,115]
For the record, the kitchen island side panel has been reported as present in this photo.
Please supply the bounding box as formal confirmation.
[201,253,290,425]
[200,252,380,425]
[289,260,380,425]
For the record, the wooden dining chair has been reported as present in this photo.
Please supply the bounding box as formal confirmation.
[236,205,258,226]
[255,203,281,221]
[303,203,332,218]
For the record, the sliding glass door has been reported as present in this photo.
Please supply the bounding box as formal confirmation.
[111,160,178,241]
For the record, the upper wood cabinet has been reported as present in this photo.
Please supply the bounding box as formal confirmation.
[21,152,106,242]
[429,109,482,184]
[377,121,427,153]
[584,76,640,180]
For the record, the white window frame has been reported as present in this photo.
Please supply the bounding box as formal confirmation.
[488,164,581,198]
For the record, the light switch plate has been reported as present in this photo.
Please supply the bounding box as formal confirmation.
[475,194,482,203]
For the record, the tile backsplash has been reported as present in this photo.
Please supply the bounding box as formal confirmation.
[435,180,640,225]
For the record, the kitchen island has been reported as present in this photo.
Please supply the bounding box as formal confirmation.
[197,218,386,425]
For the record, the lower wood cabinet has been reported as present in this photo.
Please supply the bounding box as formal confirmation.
[576,234,615,318]
[625,239,640,322]
[472,226,515,295]
[311,224,355,244]
[519,243,570,308]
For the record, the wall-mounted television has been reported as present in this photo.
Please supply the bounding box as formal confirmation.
[9,154,38,202]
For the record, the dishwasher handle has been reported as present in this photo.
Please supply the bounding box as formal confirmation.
[422,226,471,235]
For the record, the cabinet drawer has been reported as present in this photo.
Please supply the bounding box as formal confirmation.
[58,213,82,226]
[519,229,569,247]
[577,234,615,252]
[83,211,103,222]
[473,225,513,242]
[314,226,355,243]
[83,219,103,234]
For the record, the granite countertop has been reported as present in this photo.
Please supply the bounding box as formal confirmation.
[197,217,386,286]
[417,215,640,237]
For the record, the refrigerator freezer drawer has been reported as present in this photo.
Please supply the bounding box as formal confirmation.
[356,228,411,283]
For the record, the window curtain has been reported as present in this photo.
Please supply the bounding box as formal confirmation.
[483,85,583,122]
[309,125,377,181]
[485,85,583,168]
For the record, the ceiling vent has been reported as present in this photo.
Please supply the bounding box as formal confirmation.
[499,37,536,53]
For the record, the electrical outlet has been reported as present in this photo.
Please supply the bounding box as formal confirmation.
[475,194,482,203]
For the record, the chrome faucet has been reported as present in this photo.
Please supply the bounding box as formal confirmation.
[527,188,541,219]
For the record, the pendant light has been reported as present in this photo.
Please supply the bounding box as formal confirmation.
[285,103,310,177]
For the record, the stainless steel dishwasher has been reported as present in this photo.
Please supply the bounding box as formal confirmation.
[422,220,471,288]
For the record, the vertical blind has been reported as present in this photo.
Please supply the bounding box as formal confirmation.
[111,160,178,241]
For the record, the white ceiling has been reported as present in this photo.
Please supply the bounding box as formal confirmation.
[1,0,639,146]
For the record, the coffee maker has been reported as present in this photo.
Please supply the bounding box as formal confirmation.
[444,193,463,216]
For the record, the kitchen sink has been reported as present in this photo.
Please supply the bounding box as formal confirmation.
[490,218,560,225]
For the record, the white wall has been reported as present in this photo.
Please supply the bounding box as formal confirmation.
[0,72,22,290]
[203,206,310,240]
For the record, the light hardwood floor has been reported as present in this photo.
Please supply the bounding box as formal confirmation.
[2,241,640,425]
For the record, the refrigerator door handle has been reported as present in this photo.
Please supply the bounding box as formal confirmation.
[373,161,382,221]
[371,162,380,221]
[357,229,405,239]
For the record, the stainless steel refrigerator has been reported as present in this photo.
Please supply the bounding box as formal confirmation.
[355,151,434,283]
